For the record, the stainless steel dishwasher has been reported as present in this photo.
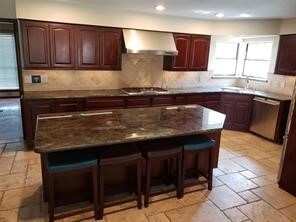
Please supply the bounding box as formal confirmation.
[250,97,281,140]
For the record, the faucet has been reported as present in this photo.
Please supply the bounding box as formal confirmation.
[245,76,250,90]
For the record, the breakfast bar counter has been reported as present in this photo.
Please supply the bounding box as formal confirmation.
[34,105,225,208]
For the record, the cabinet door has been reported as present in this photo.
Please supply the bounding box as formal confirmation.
[204,101,220,112]
[53,99,83,113]
[84,98,125,110]
[275,35,296,76]
[234,102,252,131]
[189,35,210,71]
[76,26,100,69]
[174,95,188,105]
[50,23,75,68]
[187,94,205,105]
[220,102,235,129]
[100,28,122,70]
[21,20,50,68]
[164,34,191,71]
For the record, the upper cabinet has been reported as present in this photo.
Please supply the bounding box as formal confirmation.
[21,20,50,68]
[50,23,75,68]
[275,34,296,76]
[100,28,122,70]
[76,26,100,69]
[163,33,211,71]
[20,20,122,70]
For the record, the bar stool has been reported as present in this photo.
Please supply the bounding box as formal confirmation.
[96,143,142,220]
[176,136,215,197]
[139,139,183,207]
[47,149,99,222]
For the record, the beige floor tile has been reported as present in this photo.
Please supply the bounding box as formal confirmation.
[238,200,291,222]
[239,170,257,179]
[5,142,26,151]
[218,173,258,192]
[11,159,29,174]
[0,173,26,191]
[106,208,149,222]
[143,195,183,216]
[224,207,248,222]
[242,149,273,160]
[252,185,296,209]
[213,176,224,187]
[177,190,207,206]
[0,186,41,210]
[219,149,237,160]
[0,157,14,176]
[238,190,261,203]
[280,204,296,222]
[15,150,39,161]
[251,174,277,187]
[259,159,280,170]
[18,205,48,222]
[25,176,42,187]
[27,164,42,179]
[0,209,18,222]
[218,159,246,174]
[206,186,247,210]
[0,148,16,158]
[232,157,275,176]
[165,200,231,222]
[213,168,226,177]
[148,213,170,222]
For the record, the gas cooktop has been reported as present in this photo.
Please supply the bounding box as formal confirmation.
[121,87,168,95]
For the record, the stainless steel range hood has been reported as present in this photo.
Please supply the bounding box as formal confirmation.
[123,29,178,56]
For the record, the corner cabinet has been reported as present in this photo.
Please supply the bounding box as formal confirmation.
[163,33,211,71]
[20,20,122,70]
[275,34,296,76]
[20,20,51,68]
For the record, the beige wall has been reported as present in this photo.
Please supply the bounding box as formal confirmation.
[280,19,296,34]
[0,0,16,19]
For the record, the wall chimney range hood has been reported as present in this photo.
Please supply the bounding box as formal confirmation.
[123,29,178,56]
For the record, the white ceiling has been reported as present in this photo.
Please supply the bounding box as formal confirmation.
[62,0,296,20]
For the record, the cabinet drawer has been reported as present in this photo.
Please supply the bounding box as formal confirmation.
[152,96,174,107]
[187,94,205,105]
[84,98,125,110]
[53,99,83,113]
[126,97,151,108]
[174,95,187,105]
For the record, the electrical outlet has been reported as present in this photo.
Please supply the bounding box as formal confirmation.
[31,75,41,83]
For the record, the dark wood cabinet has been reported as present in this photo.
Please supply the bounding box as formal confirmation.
[84,98,125,110]
[126,97,151,108]
[49,23,75,68]
[100,28,122,70]
[187,94,205,106]
[76,26,100,69]
[189,35,211,71]
[220,94,253,131]
[152,96,174,107]
[164,34,191,71]
[275,34,296,76]
[53,99,83,113]
[174,95,188,105]
[20,20,122,70]
[21,20,50,68]
[163,33,210,71]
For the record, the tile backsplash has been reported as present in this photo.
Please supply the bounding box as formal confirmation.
[22,54,295,96]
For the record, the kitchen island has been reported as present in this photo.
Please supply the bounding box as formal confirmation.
[35,105,225,205]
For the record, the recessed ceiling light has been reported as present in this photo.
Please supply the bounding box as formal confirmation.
[239,13,251,18]
[215,13,224,18]
[193,10,212,15]
[155,5,165,11]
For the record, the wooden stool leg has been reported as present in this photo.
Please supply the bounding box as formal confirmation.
[92,167,100,220]
[180,151,185,197]
[177,153,183,199]
[208,149,213,190]
[137,160,142,209]
[48,174,55,222]
[144,159,151,208]
[98,165,104,220]
[195,153,199,179]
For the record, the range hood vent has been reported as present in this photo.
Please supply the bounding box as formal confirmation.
[123,29,178,56]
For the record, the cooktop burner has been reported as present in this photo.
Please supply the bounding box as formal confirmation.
[121,87,168,95]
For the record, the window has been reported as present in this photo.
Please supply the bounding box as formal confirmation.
[0,34,19,90]
[213,42,238,76]
[243,42,273,79]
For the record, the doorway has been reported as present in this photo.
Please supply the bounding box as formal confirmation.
[0,19,23,143]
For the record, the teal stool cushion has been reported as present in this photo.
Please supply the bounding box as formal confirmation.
[176,136,215,151]
[47,149,97,173]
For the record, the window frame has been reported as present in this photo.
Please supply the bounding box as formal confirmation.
[242,41,273,79]
[212,42,240,76]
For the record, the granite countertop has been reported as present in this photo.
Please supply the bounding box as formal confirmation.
[23,87,291,101]
[34,105,226,153]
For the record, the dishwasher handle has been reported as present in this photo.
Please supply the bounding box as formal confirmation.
[253,97,280,106]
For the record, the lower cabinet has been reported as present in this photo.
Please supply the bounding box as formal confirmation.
[152,96,174,107]
[84,98,125,110]
[53,99,83,113]
[220,94,253,131]
[126,96,151,108]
